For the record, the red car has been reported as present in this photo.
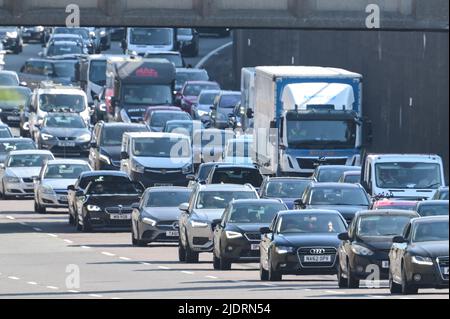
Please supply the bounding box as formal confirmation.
[177,81,220,116]
[371,199,419,211]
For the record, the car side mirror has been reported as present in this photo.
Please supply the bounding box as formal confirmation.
[338,232,350,241]
[392,236,407,244]
[294,199,305,208]
[260,227,271,234]
[120,151,129,160]
[186,174,196,181]
[67,185,76,192]
[211,219,222,228]
[75,190,84,197]
[246,108,254,119]
[179,202,189,212]
[131,202,140,210]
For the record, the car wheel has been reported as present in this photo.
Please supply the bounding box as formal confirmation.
[75,214,82,231]
[337,263,347,288]
[347,260,360,288]
[184,239,199,263]
[68,213,75,225]
[178,237,186,262]
[259,262,269,281]
[34,200,46,214]
[131,224,146,247]
[389,271,402,294]
[219,257,232,270]
[1,182,9,200]
[268,255,282,281]
[81,216,92,233]
[401,264,418,295]
[213,253,220,270]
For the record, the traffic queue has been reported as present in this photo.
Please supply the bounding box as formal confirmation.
[0,26,448,296]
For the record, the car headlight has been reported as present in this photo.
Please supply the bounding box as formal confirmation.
[87,205,101,212]
[225,231,243,239]
[182,163,193,174]
[5,176,20,184]
[77,133,91,142]
[6,32,18,38]
[41,133,54,141]
[190,220,208,228]
[275,246,295,254]
[131,161,145,174]
[41,185,55,195]
[99,30,106,36]
[197,110,209,117]
[99,154,111,165]
[35,26,45,32]
[412,256,434,266]
[142,217,157,227]
[351,244,374,256]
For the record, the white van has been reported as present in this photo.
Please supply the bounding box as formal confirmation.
[120,132,193,187]
[361,154,445,200]
[122,28,176,56]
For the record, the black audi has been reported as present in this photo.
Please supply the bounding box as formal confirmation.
[259,209,347,281]
[212,199,287,270]
[73,171,144,232]
[131,186,192,246]
[389,216,449,294]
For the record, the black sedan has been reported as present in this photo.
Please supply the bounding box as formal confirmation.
[415,200,449,217]
[131,187,192,246]
[36,113,91,156]
[72,172,144,232]
[259,209,347,281]
[295,182,371,224]
[337,210,419,288]
[212,199,287,270]
[0,86,32,126]
[389,216,449,294]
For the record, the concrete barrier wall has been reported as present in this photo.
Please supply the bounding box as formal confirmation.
[216,0,288,10]
[26,0,98,8]
[126,0,193,10]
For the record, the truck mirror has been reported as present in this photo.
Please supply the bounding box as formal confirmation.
[246,108,254,119]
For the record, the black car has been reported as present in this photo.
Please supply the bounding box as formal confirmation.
[36,113,91,156]
[0,138,36,163]
[259,177,311,210]
[433,186,449,200]
[212,199,287,270]
[205,164,263,190]
[22,26,48,43]
[337,209,419,288]
[89,122,149,170]
[389,216,449,294]
[187,162,220,186]
[0,86,31,126]
[259,209,347,281]
[312,165,361,183]
[414,200,449,217]
[210,91,242,129]
[177,28,200,57]
[91,87,107,124]
[71,171,144,232]
[0,27,23,54]
[131,187,192,246]
[0,122,13,138]
[295,182,371,224]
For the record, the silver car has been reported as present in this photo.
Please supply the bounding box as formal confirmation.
[34,159,92,214]
[178,183,259,263]
[0,149,54,199]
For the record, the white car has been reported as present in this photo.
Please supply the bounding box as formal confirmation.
[0,150,54,199]
[34,159,92,214]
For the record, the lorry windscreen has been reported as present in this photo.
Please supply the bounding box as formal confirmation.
[123,84,172,105]
[130,28,172,45]
[287,120,356,148]
[89,60,106,86]
[132,137,191,158]
[375,162,442,189]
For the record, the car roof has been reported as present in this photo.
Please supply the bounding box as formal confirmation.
[356,209,419,217]
[277,209,343,216]
[46,159,90,165]
[0,138,33,143]
[411,215,449,224]
[198,184,256,191]
[309,182,362,188]
[318,165,360,170]
[416,200,449,206]
[146,186,191,192]
[218,90,241,96]
[8,150,53,155]
[79,170,129,178]
[231,199,285,205]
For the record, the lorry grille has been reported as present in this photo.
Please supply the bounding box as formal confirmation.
[297,158,347,170]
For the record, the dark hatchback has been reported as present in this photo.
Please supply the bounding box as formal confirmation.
[259,209,347,281]
[206,164,264,190]
[72,172,144,232]
[389,216,449,294]
[131,187,192,246]
[89,122,149,170]
[313,165,361,183]
[295,182,371,224]
[414,200,449,217]
[0,86,32,125]
[259,177,311,209]
[212,199,287,270]
[337,209,419,288]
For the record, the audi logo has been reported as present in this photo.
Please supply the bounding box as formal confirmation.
[310,248,326,255]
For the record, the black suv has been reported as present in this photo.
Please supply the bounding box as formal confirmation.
[205,164,263,190]
[89,122,149,170]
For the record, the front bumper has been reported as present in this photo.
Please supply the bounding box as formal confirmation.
[3,180,35,198]
[130,169,190,188]
[405,257,449,289]
[38,191,69,208]
[84,207,133,229]
[188,225,214,253]
[220,236,261,262]
[40,139,90,155]
[349,252,391,280]
[137,219,180,243]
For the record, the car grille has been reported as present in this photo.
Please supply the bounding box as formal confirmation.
[56,136,77,141]
[54,189,68,195]
[244,232,262,241]
[437,256,449,280]
[156,220,179,230]
[193,237,209,246]
[104,207,133,214]
[297,157,347,170]
[297,247,337,268]
[22,178,33,183]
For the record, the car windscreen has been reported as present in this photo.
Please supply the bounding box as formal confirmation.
[0,74,19,86]
[309,187,369,206]
[132,137,191,158]
[7,154,53,167]
[265,180,310,198]
[44,115,86,128]
[54,27,89,40]
[0,127,12,138]
[356,215,413,237]
[375,162,442,189]
[318,167,355,182]
[184,83,219,97]
[146,191,191,207]
[150,112,191,127]
[0,141,36,154]
[130,28,172,45]
[39,94,86,112]
[277,213,346,234]
[86,176,138,195]
[228,203,286,224]
[89,60,107,86]
[100,125,147,146]
[44,164,91,179]
[211,167,262,188]
[198,92,218,105]
[196,191,257,209]
[123,84,172,105]
[53,61,76,79]
[343,173,361,183]
[417,204,449,217]
[412,220,449,242]
[0,87,30,108]
[47,44,82,56]
[219,94,241,108]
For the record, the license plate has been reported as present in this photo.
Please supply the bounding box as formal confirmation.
[166,231,179,237]
[382,261,390,269]
[110,214,131,220]
[303,255,332,263]
[7,116,20,121]
[58,141,76,147]
[444,267,449,275]
[251,244,260,251]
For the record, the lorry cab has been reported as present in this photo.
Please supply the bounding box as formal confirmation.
[105,57,176,123]
[122,28,177,56]
[361,154,445,200]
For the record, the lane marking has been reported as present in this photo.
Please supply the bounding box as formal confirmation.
[89,294,103,298]
[102,252,116,257]
[46,286,59,290]
[140,262,151,266]
[64,239,73,244]
[111,297,122,300]
[195,42,232,68]
[33,227,42,232]
[181,271,194,275]
[158,266,170,270]
[80,246,91,249]
[47,233,58,238]
[325,290,345,294]
[27,281,38,285]
[68,290,80,293]
[6,216,15,220]
[8,276,20,280]
[206,275,218,279]
[119,257,131,261]
[261,283,276,287]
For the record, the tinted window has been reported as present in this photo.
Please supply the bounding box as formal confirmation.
[100,125,147,146]
[412,220,449,242]
[8,154,53,167]
[196,191,257,209]
[53,61,77,79]
[86,176,138,195]
[277,213,346,234]
[375,162,442,189]
[228,203,286,224]
[417,204,449,217]
[39,94,86,112]
[146,191,191,207]
[211,167,262,188]
[176,71,208,86]
[44,115,86,129]
[47,43,82,56]
[357,215,412,237]
[219,94,241,108]
[265,180,310,198]
[309,187,369,206]
[132,137,190,158]
[184,83,219,97]
[89,60,107,86]
[198,92,218,104]
[44,164,90,179]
